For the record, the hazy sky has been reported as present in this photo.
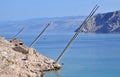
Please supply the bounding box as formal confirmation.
[0,0,120,21]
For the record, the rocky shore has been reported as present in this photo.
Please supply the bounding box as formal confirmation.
[0,37,61,77]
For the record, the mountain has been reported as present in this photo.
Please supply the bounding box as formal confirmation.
[0,16,85,36]
[76,10,120,33]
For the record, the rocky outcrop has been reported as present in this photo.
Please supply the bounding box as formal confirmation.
[0,37,61,77]
[76,10,120,33]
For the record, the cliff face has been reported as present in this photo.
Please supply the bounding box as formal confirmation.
[0,37,61,77]
[79,10,120,33]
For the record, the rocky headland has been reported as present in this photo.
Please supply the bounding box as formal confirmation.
[0,37,61,77]
[76,10,120,33]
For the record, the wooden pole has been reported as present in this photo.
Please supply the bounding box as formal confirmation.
[29,22,51,47]
[55,5,99,63]
[12,27,24,38]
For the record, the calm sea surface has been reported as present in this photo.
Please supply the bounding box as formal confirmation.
[5,33,120,77]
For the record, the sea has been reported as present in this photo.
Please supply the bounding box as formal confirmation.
[3,33,120,77]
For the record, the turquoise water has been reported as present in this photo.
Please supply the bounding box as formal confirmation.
[5,33,120,77]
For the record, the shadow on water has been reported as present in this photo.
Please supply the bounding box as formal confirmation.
[54,71,62,77]
[43,70,62,77]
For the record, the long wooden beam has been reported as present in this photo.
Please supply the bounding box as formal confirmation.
[29,22,51,47]
[55,5,99,63]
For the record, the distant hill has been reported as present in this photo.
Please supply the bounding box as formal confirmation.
[2,10,120,36]
[76,10,120,33]
[0,16,85,35]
